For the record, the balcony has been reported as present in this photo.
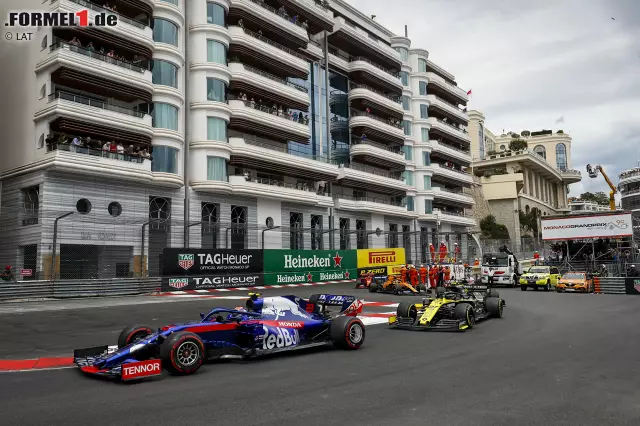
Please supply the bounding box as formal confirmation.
[431,162,474,184]
[559,168,582,183]
[426,72,468,104]
[333,195,414,218]
[349,84,404,117]
[229,99,311,143]
[348,56,403,94]
[228,62,309,110]
[37,91,153,137]
[433,209,476,226]
[619,168,640,186]
[41,41,153,93]
[350,140,406,168]
[229,136,339,180]
[350,109,405,144]
[431,187,475,206]
[426,95,468,123]
[229,26,309,78]
[280,0,334,31]
[430,140,472,165]
[229,0,309,46]
[476,149,564,182]
[222,175,333,206]
[332,17,401,71]
[427,117,471,144]
[337,163,407,194]
[51,0,153,50]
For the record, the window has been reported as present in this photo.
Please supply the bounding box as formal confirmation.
[403,145,413,161]
[339,218,350,250]
[396,47,409,61]
[207,78,227,102]
[161,0,178,4]
[108,202,122,217]
[534,145,546,159]
[421,128,429,142]
[402,120,411,135]
[400,71,409,86]
[356,220,367,249]
[403,170,414,186]
[76,198,92,214]
[423,175,431,189]
[388,224,398,248]
[401,96,410,111]
[479,123,485,159]
[290,212,303,250]
[207,39,227,64]
[207,156,227,181]
[425,199,433,214]
[402,225,412,262]
[418,58,427,72]
[153,18,178,46]
[556,143,567,170]
[231,205,247,249]
[423,152,431,165]
[207,2,226,26]
[152,146,179,174]
[420,104,428,119]
[207,117,227,141]
[152,103,178,130]
[201,202,219,249]
[152,60,178,88]
[419,81,427,96]
[311,215,323,250]
[407,196,415,212]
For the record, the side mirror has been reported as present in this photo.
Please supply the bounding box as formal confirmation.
[200,312,206,319]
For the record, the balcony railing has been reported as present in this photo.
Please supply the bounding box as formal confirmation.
[620,169,640,180]
[236,62,308,93]
[243,135,330,163]
[46,138,149,163]
[435,118,468,134]
[48,90,147,118]
[309,0,330,11]
[334,194,406,207]
[247,0,307,29]
[50,41,148,73]
[434,163,471,176]
[434,208,472,218]
[432,140,471,156]
[432,95,465,111]
[231,96,312,125]
[351,138,404,156]
[349,56,400,79]
[350,83,401,103]
[560,168,581,176]
[235,175,316,192]
[350,109,403,129]
[240,27,306,59]
[52,0,148,29]
[343,163,404,180]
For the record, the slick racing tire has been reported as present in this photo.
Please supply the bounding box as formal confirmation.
[455,303,475,329]
[487,289,500,298]
[369,281,378,292]
[393,284,402,295]
[118,325,153,348]
[397,301,418,322]
[160,331,205,375]
[331,316,365,350]
[486,297,504,318]
[520,285,527,291]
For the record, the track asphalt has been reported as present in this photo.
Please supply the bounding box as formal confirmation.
[1,283,639,426]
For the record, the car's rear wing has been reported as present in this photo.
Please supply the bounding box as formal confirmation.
[309,294,364,316]
[451,284,490,292]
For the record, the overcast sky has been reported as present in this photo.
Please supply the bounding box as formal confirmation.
[347,0,640,198]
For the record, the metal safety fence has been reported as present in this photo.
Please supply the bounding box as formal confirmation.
[595,277,626,295]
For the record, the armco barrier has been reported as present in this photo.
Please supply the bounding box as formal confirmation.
[0,281,54,302]
[594,277,626,294]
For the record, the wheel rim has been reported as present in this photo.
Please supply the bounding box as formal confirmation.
[467,309,475,326]
[176,342,199,366]
[349,323,363,344]
[499,301,503,316]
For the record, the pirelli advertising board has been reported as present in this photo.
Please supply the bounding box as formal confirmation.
[356,248,406,268]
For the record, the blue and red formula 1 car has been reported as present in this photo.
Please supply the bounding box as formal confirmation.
[73,293,366,381]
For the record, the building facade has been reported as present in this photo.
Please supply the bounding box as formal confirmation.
[568,199,610,214]
[619,166,640,212]
[0,0,476,278]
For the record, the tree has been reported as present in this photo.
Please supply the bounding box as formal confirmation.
[480,215,510,239]
[509,139,528,151]
[579,191,609,206]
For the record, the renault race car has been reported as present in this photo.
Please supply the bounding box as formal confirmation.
[388,285,505,331]
[555,272,594,293]
[368,274,427,295]
[73,293,365,381]
[519,265,561,291]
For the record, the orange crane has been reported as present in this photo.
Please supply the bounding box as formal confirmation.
[585,164,617,211]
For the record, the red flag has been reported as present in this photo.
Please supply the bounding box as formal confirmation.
[467,89,472,95]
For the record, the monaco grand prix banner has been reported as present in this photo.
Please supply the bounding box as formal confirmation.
[541,213,633,240]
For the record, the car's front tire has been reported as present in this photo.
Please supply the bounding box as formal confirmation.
[455,303,475,328]
[331,316,365,350]
[397,301,418,323]
[160,331,205,375]
[118,325,153,348]
[369,281,378,293]
[520,285,527,291]
[486,297,504,318]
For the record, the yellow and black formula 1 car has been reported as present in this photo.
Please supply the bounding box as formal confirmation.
[368,274,427,295]
[388,285,505,331]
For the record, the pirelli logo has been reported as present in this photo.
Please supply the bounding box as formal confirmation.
[368,251,397,264]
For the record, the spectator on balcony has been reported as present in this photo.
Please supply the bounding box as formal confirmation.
[249,98,256,108]
[116,142,125,160]
[70,135,81,153]
[278,6,287,17]
[365,107,371,114]
[302,21,309,30]
[107,49,116,59]
[238,19,244,28]
[361,133,367,142]
[102,141,111,156]
[304,115,309,125]
[277,105,283,117]
[127,145,135,156]
[298,113,304,124]
[292,15,298,24]
[86,42,95,52]
[69,37,81,47]
[45,134,55,151]
[241,93,248,101]
[293,111,299,122]
[58,133,69,146]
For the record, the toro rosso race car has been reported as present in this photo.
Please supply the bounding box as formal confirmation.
[388,285,505,331]
[73,293,365,381]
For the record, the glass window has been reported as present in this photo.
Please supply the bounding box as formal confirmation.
[419,81,427,96]
[207,39,227,64]
[152,146,178,174]
[534,144,546,159]
[403,170,414,186]
[152,103,178,131]
[153,18,178,46]
[424,199,433,214]
[160,0,178,4]
[479,123,485,159]
[423,175,431,189]
[396,47,409,61]
[207,156,228,181]
[402,120,411,136]
[421,128,429,142]
[420,104,428,119]
[152,60,178,88]
[207,117,227,141]
[418,58,427,72]
[401,96,410,111]
[400,71,409,86]
[207,2,226,26]
[207,78,227,102]
[423,152,431,165]
[556,143,567,170]
[407,196,415,212]
[403,145,413,161]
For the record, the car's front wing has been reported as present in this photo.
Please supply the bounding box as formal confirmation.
[388,316,469,331]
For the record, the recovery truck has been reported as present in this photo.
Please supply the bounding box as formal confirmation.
[481,245,522,287]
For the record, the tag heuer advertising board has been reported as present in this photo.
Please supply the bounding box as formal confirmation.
[162,249,264,276]
[262,250,356,273]
[356,248,406,268]
[162,273,264,291]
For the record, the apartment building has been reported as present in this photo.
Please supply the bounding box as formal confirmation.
[0,0,475,277]
[468,110,582,243]
[568,199,610,214]
[619,166,640,212]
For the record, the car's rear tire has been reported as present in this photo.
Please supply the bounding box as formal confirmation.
[393,284,402,295]
[533,285,539,291]
[397,301,418,322]
[160,331,205,375]
[512,276,518,288]
[488,289,500,298]
[118,325,153,349]
[455,303,475,328]
[486,297,503,318]
[520,285,527,291]
[330,316,365,350]
[369,281,378,292]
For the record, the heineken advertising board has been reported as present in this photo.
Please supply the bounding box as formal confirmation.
[262,250,356,273]
[162,249,263,276]
[263,270,357,286]
[162,273,264,291]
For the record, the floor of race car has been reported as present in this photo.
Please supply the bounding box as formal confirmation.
[0,282,639,426]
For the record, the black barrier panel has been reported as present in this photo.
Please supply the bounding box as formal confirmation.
[357,267,388,277]
[162,249,264,276]
[625,277,640,295]
[162,273,264,291]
